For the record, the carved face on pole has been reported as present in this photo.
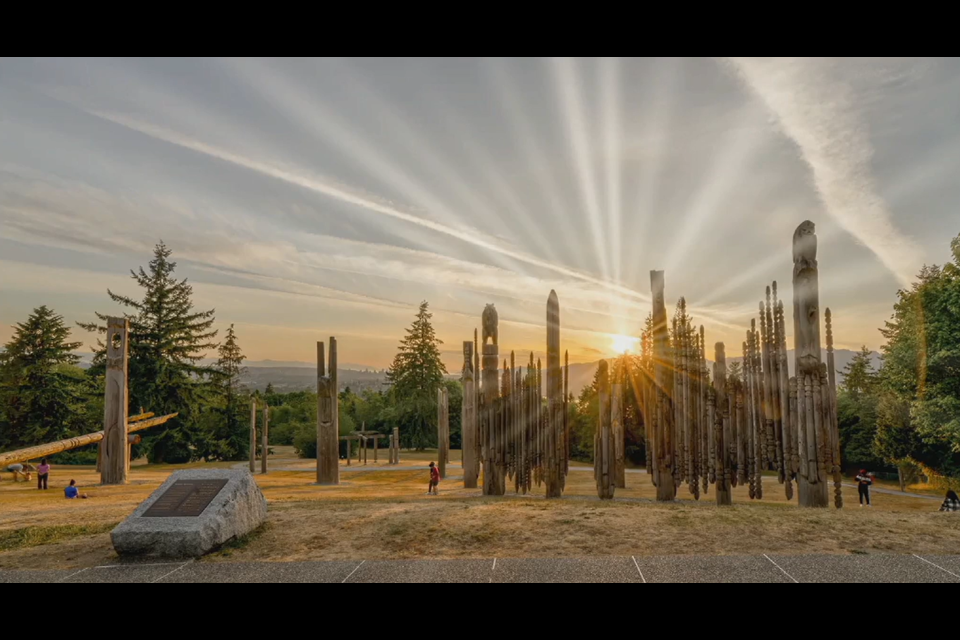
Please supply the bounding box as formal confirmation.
[482,304,499,346]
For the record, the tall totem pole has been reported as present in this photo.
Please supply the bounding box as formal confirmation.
[545,290,563,498]
[792,221,829,508]
[481,304,503,496]
[651,271,677,501]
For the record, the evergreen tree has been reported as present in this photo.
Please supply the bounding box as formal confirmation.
[841,346,877,399]
[386,301,447,449]
[203,324,248,461]
[0,306,85,448]
[79,242,218,463]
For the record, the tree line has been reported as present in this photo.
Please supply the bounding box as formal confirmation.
[2,234,959,488]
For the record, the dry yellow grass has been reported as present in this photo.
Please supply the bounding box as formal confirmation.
[1,446,956,570]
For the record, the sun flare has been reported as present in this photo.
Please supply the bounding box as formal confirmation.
[610,334,639,355]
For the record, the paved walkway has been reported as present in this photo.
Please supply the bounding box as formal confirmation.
[3,554,958,583]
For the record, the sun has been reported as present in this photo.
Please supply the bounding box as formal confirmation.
[611,334,639,355]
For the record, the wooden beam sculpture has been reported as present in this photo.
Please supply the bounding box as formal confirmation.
[0,413,177,469]
[462,341,479,487]
[595,360,615,499]
[316,338,339,486]
[101,317,130,485]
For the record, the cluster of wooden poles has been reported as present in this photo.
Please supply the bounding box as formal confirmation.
[460,292,571,498]
[626,220,842,508]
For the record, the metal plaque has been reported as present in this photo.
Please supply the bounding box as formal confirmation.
[142,479,229,518]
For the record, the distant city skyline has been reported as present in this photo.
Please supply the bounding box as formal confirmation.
[2,58,958,368]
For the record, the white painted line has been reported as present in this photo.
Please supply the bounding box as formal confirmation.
[631,556,647,584]
[763,554,798,583]
[342,560,365,583]
[152,560,192,583]
[492,558,497,571]
[57,568,88,583]
[913,554,960,579]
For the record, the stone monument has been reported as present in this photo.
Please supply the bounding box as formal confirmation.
[112,469,267,558]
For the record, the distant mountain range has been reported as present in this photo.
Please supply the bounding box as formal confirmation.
[70,349,879,396]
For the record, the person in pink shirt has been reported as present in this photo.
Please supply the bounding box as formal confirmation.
[37,458,50,490]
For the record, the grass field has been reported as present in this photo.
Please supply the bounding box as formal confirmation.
[1,447,957,570]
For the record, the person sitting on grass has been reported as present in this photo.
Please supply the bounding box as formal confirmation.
[427,462,440,496]
[940,490,960,513]
[64,479,88,500]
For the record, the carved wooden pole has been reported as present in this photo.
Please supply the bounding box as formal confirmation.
[651,270,677,501]
[249,397,257,473]
[462,341,478,487]
[564,350,570,482]
[261,404,269,475]
[393,427,400,465]
[101,317,129,486]
[437,387,449,480]
[481,305,502,495]
[793,221,829,507]
[595,360,615,499]
[714,343,732,506]
[317,338,340,485]
[545,290,563,498]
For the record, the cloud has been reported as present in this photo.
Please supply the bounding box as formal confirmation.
[725,57,924,285]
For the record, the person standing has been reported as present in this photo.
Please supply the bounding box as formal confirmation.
[427,462,440,495]
[939,490,960,512]
[856,469,873,507]
[37,459,50,490]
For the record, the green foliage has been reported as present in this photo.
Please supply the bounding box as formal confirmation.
[386,301,447,449]
[875,238,960,479]
[79,242,219,463]
[0,307,89,449]
[201,325,249,461]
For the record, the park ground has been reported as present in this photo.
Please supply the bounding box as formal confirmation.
[1,447,958,571]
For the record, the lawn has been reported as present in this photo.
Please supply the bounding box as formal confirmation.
[1,447,956,570]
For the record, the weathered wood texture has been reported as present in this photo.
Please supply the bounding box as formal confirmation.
[101,317,129,485]
[461,340,478,487]
[595,361,615,499]
[316,338,340,485]
[249,398,257,473]
[545,290,563,498]
[437,387,449,479]
[261,405,269,475]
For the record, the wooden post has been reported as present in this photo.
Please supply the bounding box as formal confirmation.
[545,290,563,498]
[393,427,400,465]
[595,360,615,499]
[346,438,352,466]
[651,271,676,501]
[317,338,340,485]
[261,405,269,475]
[249,398,257,473]
[462,341,478,487]
[437,387,448,480]
[101,317,129,486]
[612,380,626,489]
[714,343,732,506]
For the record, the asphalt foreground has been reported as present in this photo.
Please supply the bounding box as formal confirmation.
[3,554,959,583]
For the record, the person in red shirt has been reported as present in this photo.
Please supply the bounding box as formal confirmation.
[428,462,440,495]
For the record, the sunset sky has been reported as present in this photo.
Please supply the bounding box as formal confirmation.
[1,58,957,370]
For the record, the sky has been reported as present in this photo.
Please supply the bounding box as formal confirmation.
[1,57,958,370]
